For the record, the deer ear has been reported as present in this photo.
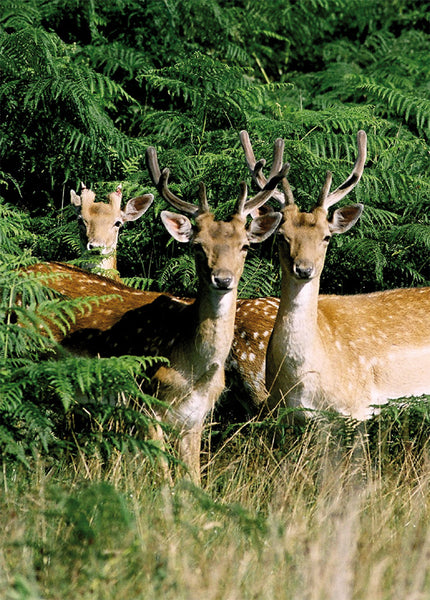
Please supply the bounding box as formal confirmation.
[122,194,154,222]
[329,204,363,234]
[70,190,82,208]
[247,211,282,244]
[161,210,194,243]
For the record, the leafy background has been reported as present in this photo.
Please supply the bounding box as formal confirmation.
[1,0,430,462]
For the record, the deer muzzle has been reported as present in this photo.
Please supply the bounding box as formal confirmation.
[293,260,314,280]
[211,269,235,290]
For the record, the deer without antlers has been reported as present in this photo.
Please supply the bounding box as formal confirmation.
[24,261,164,341]
[70,182,153,280]
[233,130,430,421]
[60,139,288,482]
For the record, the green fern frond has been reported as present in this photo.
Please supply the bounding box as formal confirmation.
[357,78,430,135]
[158,254,198,295]
[239,255,279,298]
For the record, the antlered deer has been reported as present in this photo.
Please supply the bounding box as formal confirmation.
[234,130,430,421]
[59,139,288,482]
[70,182,153,279]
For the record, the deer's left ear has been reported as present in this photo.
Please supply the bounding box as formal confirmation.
[161,210,194,243]
[247,211,282,244]
[329,204,363,234]
[122,194,154,222]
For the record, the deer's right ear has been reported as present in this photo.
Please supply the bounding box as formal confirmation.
[161,210,194,243]
[70,190,82,208]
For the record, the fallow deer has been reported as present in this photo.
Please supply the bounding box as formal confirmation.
[234,130,430,421]
[70,183,153,280]
[25,261,165,340]
[59,140,288,482]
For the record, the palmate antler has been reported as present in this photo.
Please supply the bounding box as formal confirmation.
[145,142,290,217]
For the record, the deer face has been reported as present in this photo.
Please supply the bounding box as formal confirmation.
[278,205,331,281]
[192,214,249,292]
[71,185,153,255]
[278,203,364,282]
[161,210,282,293]
[79,200,122,254]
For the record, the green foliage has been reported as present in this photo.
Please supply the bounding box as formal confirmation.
[0,198,168,466]
[0,1,142,207]
[0,0,430,464]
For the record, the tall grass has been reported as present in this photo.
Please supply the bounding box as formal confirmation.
[2,416,430,600]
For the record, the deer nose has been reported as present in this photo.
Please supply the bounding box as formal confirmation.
[87,242,103,251]
[294,262,314,280]
[212,270,234,290]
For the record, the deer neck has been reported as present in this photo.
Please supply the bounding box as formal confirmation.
[81,248,119,280]
[271,272,321,363]
[189,283,238,367]
[98,251,118,276]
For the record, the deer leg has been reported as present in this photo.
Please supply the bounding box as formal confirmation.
[177,426,202,485]
[148,421,173,486]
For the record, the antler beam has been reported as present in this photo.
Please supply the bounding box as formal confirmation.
[146,141,289,217]
[146,147,202,216]
[240,130,294,208]
[318,130,367,209]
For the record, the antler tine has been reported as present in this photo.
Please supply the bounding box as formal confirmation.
[320,130,367,210]
[145,146,201,216]
[240,131,295,212]
[198,182,210,213]
[280,175,295,207]
[267,137,285,180]
[239,130,267,190]
[108,183,122,209]
[236,181,248,215]
[318,172,333,206]
[80,182,95,204]
[242,162,291,215]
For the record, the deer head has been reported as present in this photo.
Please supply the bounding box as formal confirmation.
[145,144,290,299]
[240,130,367,283]
[70,183,154,267]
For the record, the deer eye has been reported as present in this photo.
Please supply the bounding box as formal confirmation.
[323,235,331,243]
[114,220,122,228]
[241,244,250,252]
